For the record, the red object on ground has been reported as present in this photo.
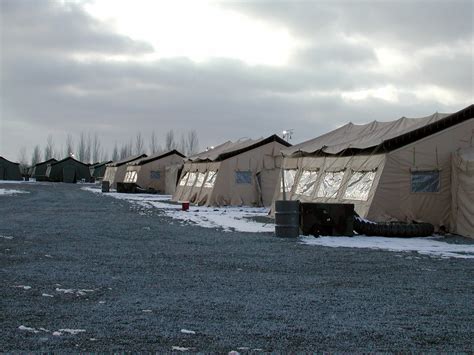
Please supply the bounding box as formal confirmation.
[181,201,190,211]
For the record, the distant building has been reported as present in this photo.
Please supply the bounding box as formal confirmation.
[45,157,91,183]
[173,134,291,206]
[0,156,22,181]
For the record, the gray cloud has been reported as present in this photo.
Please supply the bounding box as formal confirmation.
[0,0,471,161]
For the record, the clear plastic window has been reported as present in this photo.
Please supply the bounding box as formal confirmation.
[179,172,189,186]
[317,171,344,198]
[344,171,376,201]
[194,172,207,187]
[124,171,131,182]
[204,171,217,188]
[130,171,137,183]
[411,170,440,192]
[235,171,252,184]
[186,172,197,186]
[150,171,160,180]
[280,169,297,192]
[294,170,318,196]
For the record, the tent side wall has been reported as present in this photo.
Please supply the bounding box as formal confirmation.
[132,154,184,192]
[451,147,474,238]
[207,140,286,206]
[103,166,118,187]
[271,154,386,217]
[368,118,474,230]
[111,165,129,189]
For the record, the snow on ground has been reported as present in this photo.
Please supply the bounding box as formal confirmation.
[300,235,474,259]
[82,186,474,259]
[0,188,30,195]
[82,187,273,233]
[0,179,36,184]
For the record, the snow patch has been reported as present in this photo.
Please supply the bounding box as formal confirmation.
[19,325,39,333]
[0,235,13,240]
[55,288,95,296]
[0,188,29,196]
[13,285,31,290]
[180,329,196,334]
[172,346,193,351]
[300,235,474,259]
[81,187,273,233]
[42,293,54,297]
[59,329,86,335]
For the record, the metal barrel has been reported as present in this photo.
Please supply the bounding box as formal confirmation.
[274,200,300,238]
[101,180,110,193]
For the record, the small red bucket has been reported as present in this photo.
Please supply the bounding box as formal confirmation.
[181,201,190,211]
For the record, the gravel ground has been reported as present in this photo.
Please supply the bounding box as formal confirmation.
[1,182,473,352]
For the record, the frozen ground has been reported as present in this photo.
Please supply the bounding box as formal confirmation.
[83,186,474,259]
[1,182,473,352]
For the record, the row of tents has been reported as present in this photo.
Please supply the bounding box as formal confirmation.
[1,104,473,237]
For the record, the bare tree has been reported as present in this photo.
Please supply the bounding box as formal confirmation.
[92,133,101,163]
[65,134,74,157]
[111,143,119,161]
[18,147,28,175]
[84,133,92,164]
[165,130,176,151]
[149,131,160,154]
[77,132,86,162]
[31,145,41,165]
[119,139,133,159]
[178,133,186,155]
[44,134,54,160]
[135,132,145,155]
[186,129,199,155]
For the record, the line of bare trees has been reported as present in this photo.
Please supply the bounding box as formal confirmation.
[18,129,200,170]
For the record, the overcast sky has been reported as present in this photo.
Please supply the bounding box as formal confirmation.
[1,0,472,162]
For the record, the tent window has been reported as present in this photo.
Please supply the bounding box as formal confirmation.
[194,172,207,188]
[150,171,160,180]
[124,171,131,182]
[294,170,318,196]
[411,170,440,193]
[204,171,217,188]
[186,172,198,186]
[317,171,344,198]
[280,169,297,193]
[179,172,189,186]
[344,171,376,201]
[235,171,252,184]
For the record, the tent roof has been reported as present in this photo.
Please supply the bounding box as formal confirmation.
[0,156,20,165]
[49,156,90,167]
[107,154,147,167]
[34,158,57,167]
[283,104,473,157]
[187,134,291,162]
[127,150,185,166]
[90,160,112,168]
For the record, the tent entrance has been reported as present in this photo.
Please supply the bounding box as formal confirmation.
[63,166,77,183]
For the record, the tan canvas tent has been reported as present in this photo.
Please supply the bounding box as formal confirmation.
[172,135,291,206]
[103,154,147,189]
[123,150,185,194]
[272,104,473,234]
[451,147,474,238]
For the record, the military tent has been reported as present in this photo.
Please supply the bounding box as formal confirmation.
[31,158,57,181]
[272,104,473,234]
[103,154,147,189]
[124,150,185,194]
[90,161,112,181]
[172,135,291,206]
[451,147,474,238]
[0,156,22,180]
[46,157,91,183]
